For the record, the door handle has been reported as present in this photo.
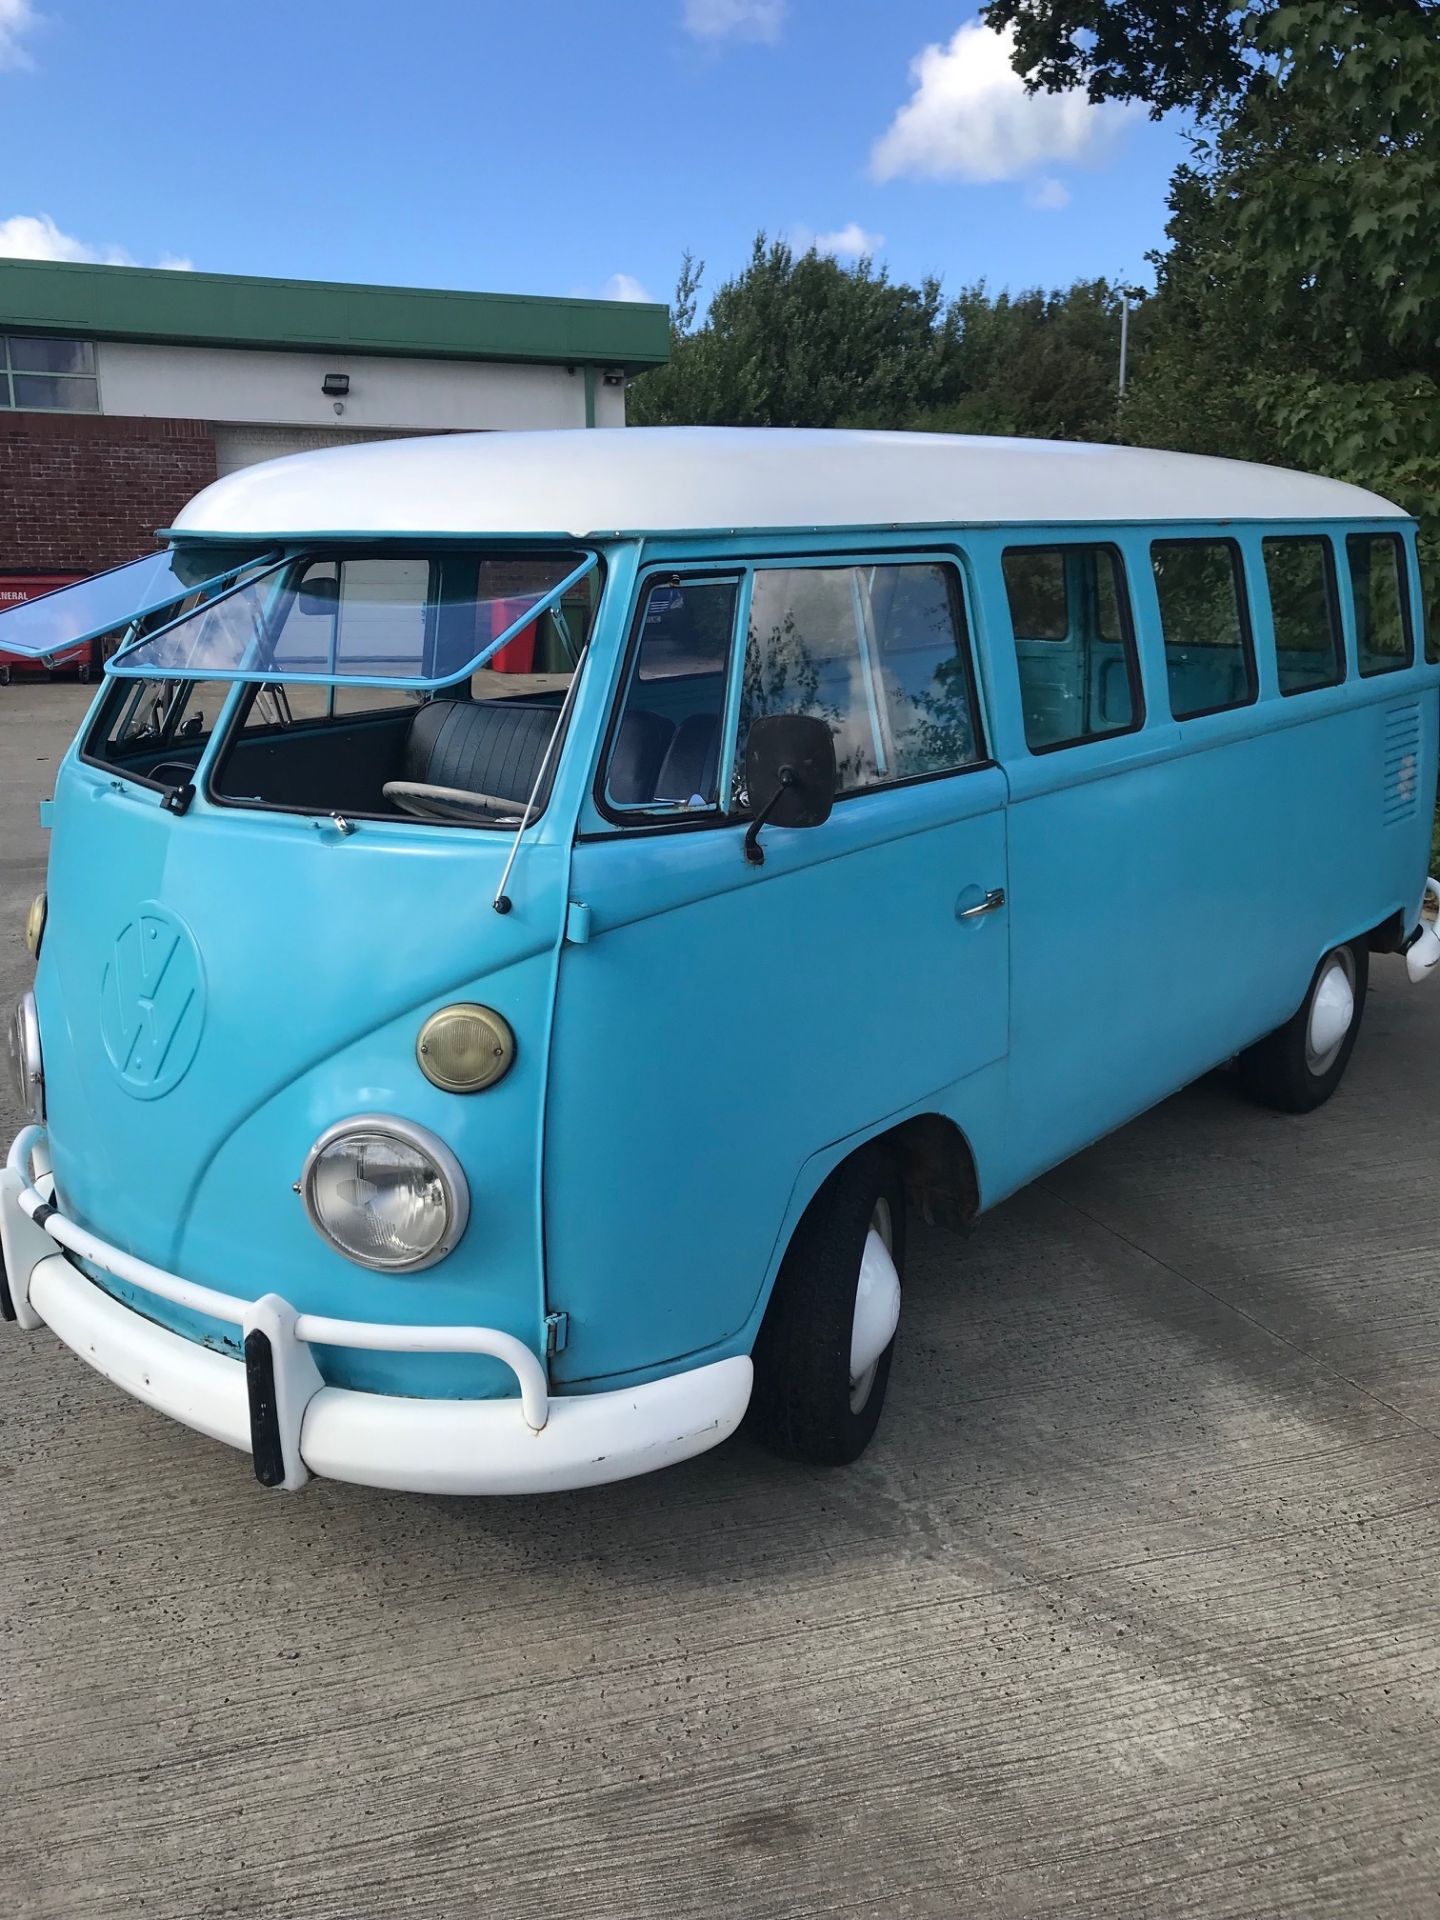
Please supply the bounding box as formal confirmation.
[957,887,1006,920]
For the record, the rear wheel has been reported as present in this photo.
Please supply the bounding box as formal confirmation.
[746,1144,905,1466]
[1237,941,1368,1113]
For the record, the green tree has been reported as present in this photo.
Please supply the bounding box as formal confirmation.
[628,235,953,429]
[629,238,1140,442]
[930,279,1143,441]
[991,0,1440,848]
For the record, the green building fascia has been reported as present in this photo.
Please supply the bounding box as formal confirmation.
[0,259,670,373]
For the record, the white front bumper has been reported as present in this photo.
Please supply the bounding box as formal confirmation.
[2,1127,751,1495]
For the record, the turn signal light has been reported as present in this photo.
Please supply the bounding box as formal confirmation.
[416,1004,516,1093]
[24,892,46,959]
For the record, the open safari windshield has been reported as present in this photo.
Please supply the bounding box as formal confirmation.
[0,546,273,660]
[81,548,603,831]
[109,548,597,689]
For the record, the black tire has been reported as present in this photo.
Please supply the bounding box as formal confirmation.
[1237,940,1368,1114]
[745,1143,906,1466]
[0,666,10,686]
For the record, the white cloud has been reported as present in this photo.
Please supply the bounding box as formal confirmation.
[0,212,192,269]
[0,0,40,71]
[1027,177,1071,211]
[871,22,1134,184]
[683,0,785,44]
[790,221,885,261]
[599,271,654,303]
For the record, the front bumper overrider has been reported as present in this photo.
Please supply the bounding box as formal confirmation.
[1,1126,751,1495]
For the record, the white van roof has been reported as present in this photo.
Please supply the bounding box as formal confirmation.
[171,426,1408,541]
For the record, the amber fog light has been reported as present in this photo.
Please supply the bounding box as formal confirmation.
[416,1004,515,1093]
[25,892,46,959]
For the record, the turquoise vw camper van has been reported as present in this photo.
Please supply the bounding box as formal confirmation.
[3,429,1437,1494]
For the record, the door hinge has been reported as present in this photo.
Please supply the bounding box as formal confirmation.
[544,1310,569,1357]
[565,902,592,945]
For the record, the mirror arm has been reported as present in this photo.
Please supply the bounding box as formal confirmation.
[742,767,797,868]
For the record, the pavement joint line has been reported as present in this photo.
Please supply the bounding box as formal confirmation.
[1036,1182,1440,1447]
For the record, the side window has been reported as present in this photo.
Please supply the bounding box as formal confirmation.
[604,576,740,810]
[1347,532,1413,677]
[1262,536,1343,696]
[1152,539,1256,719]
[1001,544,1140,751]
[738,562,982,798]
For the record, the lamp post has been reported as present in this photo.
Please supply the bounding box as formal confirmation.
[1117,284,1143,400]
[1118,291,1131,398]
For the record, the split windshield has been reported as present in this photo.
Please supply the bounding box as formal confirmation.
[110,549,597,688]
[83,548,604,831]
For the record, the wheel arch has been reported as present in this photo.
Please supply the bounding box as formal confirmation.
[752,1110,982,1329]
[874,1111,982,1233]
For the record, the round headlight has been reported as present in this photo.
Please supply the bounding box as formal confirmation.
[300,1117,469,1272]
[416,1004,515,1093]
[7,991,44,1123]
[24,892,46,960]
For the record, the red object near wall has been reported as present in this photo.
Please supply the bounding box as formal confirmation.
[485,596,537,674]
[0,573,88,682]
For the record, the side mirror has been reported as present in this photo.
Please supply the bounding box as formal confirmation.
[742,713,836,866]
[296,575,339,616]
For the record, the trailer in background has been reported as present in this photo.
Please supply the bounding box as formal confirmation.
[0,574,89,684]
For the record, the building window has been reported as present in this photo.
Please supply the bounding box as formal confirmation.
[0,335,100,412]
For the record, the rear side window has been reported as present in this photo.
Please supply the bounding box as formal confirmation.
[1347,533,1413,676]
[738,562,983,796]
[1152,539,1256,719]
[1001,544,1140,751]
[1262,536,1344,695]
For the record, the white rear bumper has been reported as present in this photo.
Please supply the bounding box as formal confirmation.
[3,1128,751,1495]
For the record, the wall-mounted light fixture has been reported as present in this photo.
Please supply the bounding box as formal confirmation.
[602,369,625,388]
[322,372,350,397]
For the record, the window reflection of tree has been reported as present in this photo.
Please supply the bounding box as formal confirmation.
[737,594,891,805]
[736,565,976,802]
[874,569,975,776]
[895,654,976,774]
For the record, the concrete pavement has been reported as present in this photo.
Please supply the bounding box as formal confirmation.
[3,681,1438,1919]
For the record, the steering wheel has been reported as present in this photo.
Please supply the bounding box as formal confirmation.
[383,779,523,825]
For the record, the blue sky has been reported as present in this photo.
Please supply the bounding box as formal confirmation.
[0,0,1191,311]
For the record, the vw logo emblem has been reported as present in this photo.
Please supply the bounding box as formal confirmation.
[100,904,206,1099]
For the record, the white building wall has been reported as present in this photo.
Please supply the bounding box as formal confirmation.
[95,340,605,433]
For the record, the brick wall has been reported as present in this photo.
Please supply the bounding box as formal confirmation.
[0,412,217,573]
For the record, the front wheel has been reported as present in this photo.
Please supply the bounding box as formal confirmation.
[1237,941,1368,1113]
[745,1144,905,1466]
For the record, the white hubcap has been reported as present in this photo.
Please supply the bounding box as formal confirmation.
[849,1197,901,1413]
[1306,952,1355,1075]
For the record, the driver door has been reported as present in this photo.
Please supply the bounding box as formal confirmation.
[545,551,1009,1389]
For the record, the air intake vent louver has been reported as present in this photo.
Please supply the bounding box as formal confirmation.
[1382,703,1422,825]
